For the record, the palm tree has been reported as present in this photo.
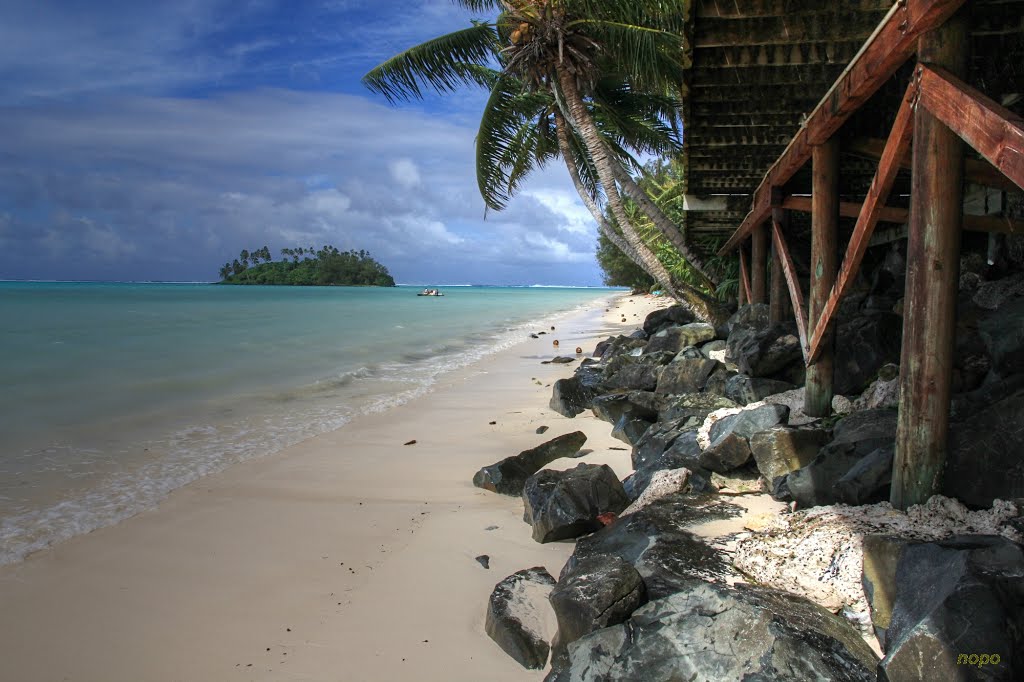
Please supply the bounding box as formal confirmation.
[364,1,727,322]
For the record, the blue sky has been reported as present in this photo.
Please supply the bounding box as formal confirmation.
[0,0,604,285]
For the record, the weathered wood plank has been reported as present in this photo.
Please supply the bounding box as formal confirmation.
[848,137,1019,192]
[805,138,840,417]
[918,64,1024,192]
[807,84,916,364]
[770,217,809,363]
[751,225,768,304]
[738,246,753,304]
[770,208,790,323]
[718,0,968,256]
[782,195,1024,233]
[892,16,968,511]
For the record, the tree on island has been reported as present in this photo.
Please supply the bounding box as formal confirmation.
[218,245,395,287]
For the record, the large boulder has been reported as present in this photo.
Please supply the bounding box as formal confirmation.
[725,373,796,406]
[610,413,654,446]
[779,408,897,508]
[879,535,1024,682]
[726,321,803,378]
[945,389,1024,507]
[548,555,644,667]
[552,581,878,682]
[707,403,790,443]
[724,303,770,336]
[590,390,660,425]
[750,424,832,493]
[485,567,557,670]
[626,430,713,500]
[644,323,716,355]
[549,377,593,418]
[600,352,674,392]
[473,431,588,495]
[834,312,903,395]
[833,444,895,506]
[861,534,914,649]
[522,464,630,543]
[642,304,696,336]
[562,494,740,599]
[699,431,753,474]
[654,357,721,396]
[593,335,646,361]
[657,392,737,424]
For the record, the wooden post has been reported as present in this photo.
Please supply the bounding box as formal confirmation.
[738,250,747,306]
[770,208,790,323]
[751,224,768,304]
[892,15,968,510]
[805,137,839,417]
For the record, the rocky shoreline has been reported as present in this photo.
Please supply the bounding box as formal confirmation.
[473,282,1024,681]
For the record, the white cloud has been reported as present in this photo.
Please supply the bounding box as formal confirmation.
[523,188,594,235]
[389,158,421,189]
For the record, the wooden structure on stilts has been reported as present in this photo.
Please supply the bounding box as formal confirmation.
[682,0,1024,509]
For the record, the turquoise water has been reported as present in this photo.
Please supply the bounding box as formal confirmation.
[0,282,618,564]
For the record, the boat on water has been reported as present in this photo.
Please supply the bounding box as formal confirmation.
[417,288,444,296]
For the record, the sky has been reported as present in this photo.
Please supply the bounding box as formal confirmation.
[0,0,606,285]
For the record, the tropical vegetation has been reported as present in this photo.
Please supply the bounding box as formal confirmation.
[217,245,395,286]
[363,0,733,325]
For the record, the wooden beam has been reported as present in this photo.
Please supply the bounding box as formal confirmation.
[805,137,840,417]
[717,0,968,256]
[738,246,753,304]
[917,64,1024,192]
[807,83,916,365]
[751,224,768,304]
[892,15,968,511]
[783,195,1024,234]
[848,137,1019,192]
[769,208,790,323]
[770,217,809,363]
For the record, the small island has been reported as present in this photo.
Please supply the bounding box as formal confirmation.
[217,245,395,286]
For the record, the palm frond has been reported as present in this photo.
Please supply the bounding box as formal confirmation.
[362,23,499,103]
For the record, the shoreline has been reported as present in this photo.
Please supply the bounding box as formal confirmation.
[0,291,666,681]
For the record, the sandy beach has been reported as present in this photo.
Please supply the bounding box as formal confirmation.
[0,292,671,682]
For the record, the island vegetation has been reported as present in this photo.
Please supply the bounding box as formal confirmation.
[217,245,395,286]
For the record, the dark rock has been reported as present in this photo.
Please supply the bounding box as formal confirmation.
[476,555,491,569]
[702,366,733,398]
[642,304,696,336]
[725,374,796,406]
[546,356,575,364]
[675,345,706,360]
[601,362,661,392]
[549,555,644,667]
[522,464,630,543]
[630,418,697,470]
[473,431,588,496]
[724,303,770,336]
[945,389,1024,508]
[834,312,903,395]
[708,404,790,444]
[654,357,721,396]
[554,581,878,681]
[780,409,897,508]
[834,444,894,505]
[485,567,556,670]
[699,431,752,474]
[536,425,549,434]
[750,424,831,490]
[626,431,713,500]
[593,335,646,361]
[657,392,736,424]
[643,323,716,355]
[861,534,915,649]
[548,377,594,418]
[610,414,654,446]
[726,320,803,378]
[879,535,1024,682]
[590,391,660,425]
[563,494,740,599]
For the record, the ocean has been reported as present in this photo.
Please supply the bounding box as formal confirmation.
[0,282,619,564]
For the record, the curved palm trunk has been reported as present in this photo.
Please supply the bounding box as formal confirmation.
[555,70,730,327]
[552,112,680,299]
[610,163,719,288]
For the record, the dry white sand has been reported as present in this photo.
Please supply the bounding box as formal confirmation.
[0,293,671,682]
